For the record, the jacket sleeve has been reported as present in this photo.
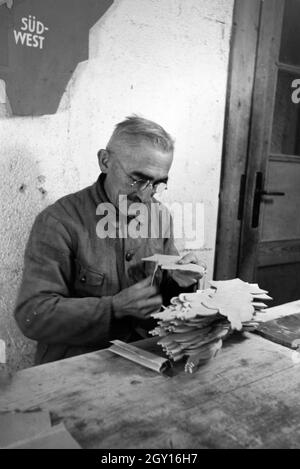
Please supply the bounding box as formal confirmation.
[14,211,114,346]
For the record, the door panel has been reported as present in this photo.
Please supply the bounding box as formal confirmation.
[238,0,300,306]
[214,0,262,280]
[271,70,300,156]
[238,0,284,283]
[279,0,300,67]
[258,240,300,266]
[215,0,300,307]
[260,159,300,241]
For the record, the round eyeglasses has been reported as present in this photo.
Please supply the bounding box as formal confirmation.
[110,152,168,195]
[129,179,167,194]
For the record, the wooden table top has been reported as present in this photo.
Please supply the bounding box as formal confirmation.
[1,332,300,449]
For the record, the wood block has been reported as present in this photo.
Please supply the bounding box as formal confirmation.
[0,411,51,447]
[256,313,300,349]
[4,423,81,449]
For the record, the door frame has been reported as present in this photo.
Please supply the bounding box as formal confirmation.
[214,0,284,281]
[214,0,261,280]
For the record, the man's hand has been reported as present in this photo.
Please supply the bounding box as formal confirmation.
[170,252,207,288]
[112,276,162,320]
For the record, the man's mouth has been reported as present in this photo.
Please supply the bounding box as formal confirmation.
[127,196,142,204]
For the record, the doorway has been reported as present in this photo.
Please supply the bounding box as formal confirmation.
[215,0,300,306]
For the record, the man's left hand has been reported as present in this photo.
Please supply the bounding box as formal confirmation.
[170,252,207,288]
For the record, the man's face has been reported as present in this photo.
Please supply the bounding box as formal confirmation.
[99,138,173,214]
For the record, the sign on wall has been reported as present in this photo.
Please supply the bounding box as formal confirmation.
[0,0,113,116]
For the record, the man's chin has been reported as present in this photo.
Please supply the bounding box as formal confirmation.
[127,199,143,217]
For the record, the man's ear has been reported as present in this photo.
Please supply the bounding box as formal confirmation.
[97,149,110,173]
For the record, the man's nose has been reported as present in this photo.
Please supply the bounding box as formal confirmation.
[136,186,154,202]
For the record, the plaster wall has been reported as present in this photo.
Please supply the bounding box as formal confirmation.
[0,0,234,371]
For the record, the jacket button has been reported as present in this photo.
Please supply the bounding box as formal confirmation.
[126,251,134,262]
[80,275,87,283]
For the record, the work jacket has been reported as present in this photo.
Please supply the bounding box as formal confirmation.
[14,174,193,364]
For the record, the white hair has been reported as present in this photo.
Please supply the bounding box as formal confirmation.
[107,115,175,153]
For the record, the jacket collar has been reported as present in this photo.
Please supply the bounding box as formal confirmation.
[94,173,110,205]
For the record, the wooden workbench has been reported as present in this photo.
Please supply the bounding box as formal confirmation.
[1,332,300,449]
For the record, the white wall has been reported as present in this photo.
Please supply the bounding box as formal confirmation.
[0,0,234,371]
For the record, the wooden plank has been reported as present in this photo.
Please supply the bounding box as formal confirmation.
[214,0,261,280]
[270,154,300,163]
[0,334,298,449]
[212,365,300,448]
[276,61,300,74]
[178,365,300,448]
[255,300,300,322]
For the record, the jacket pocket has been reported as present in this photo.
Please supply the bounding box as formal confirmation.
[74,261,106,297]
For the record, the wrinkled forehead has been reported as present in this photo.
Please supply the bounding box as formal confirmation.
[108,133,160,152]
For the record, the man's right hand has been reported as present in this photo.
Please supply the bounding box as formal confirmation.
[112,276,162,320]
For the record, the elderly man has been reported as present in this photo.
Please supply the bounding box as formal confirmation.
[14,116,205,364]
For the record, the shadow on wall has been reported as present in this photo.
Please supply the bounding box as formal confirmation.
[0,147,50,372]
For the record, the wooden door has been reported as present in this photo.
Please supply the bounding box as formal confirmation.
[215,0,300,306]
